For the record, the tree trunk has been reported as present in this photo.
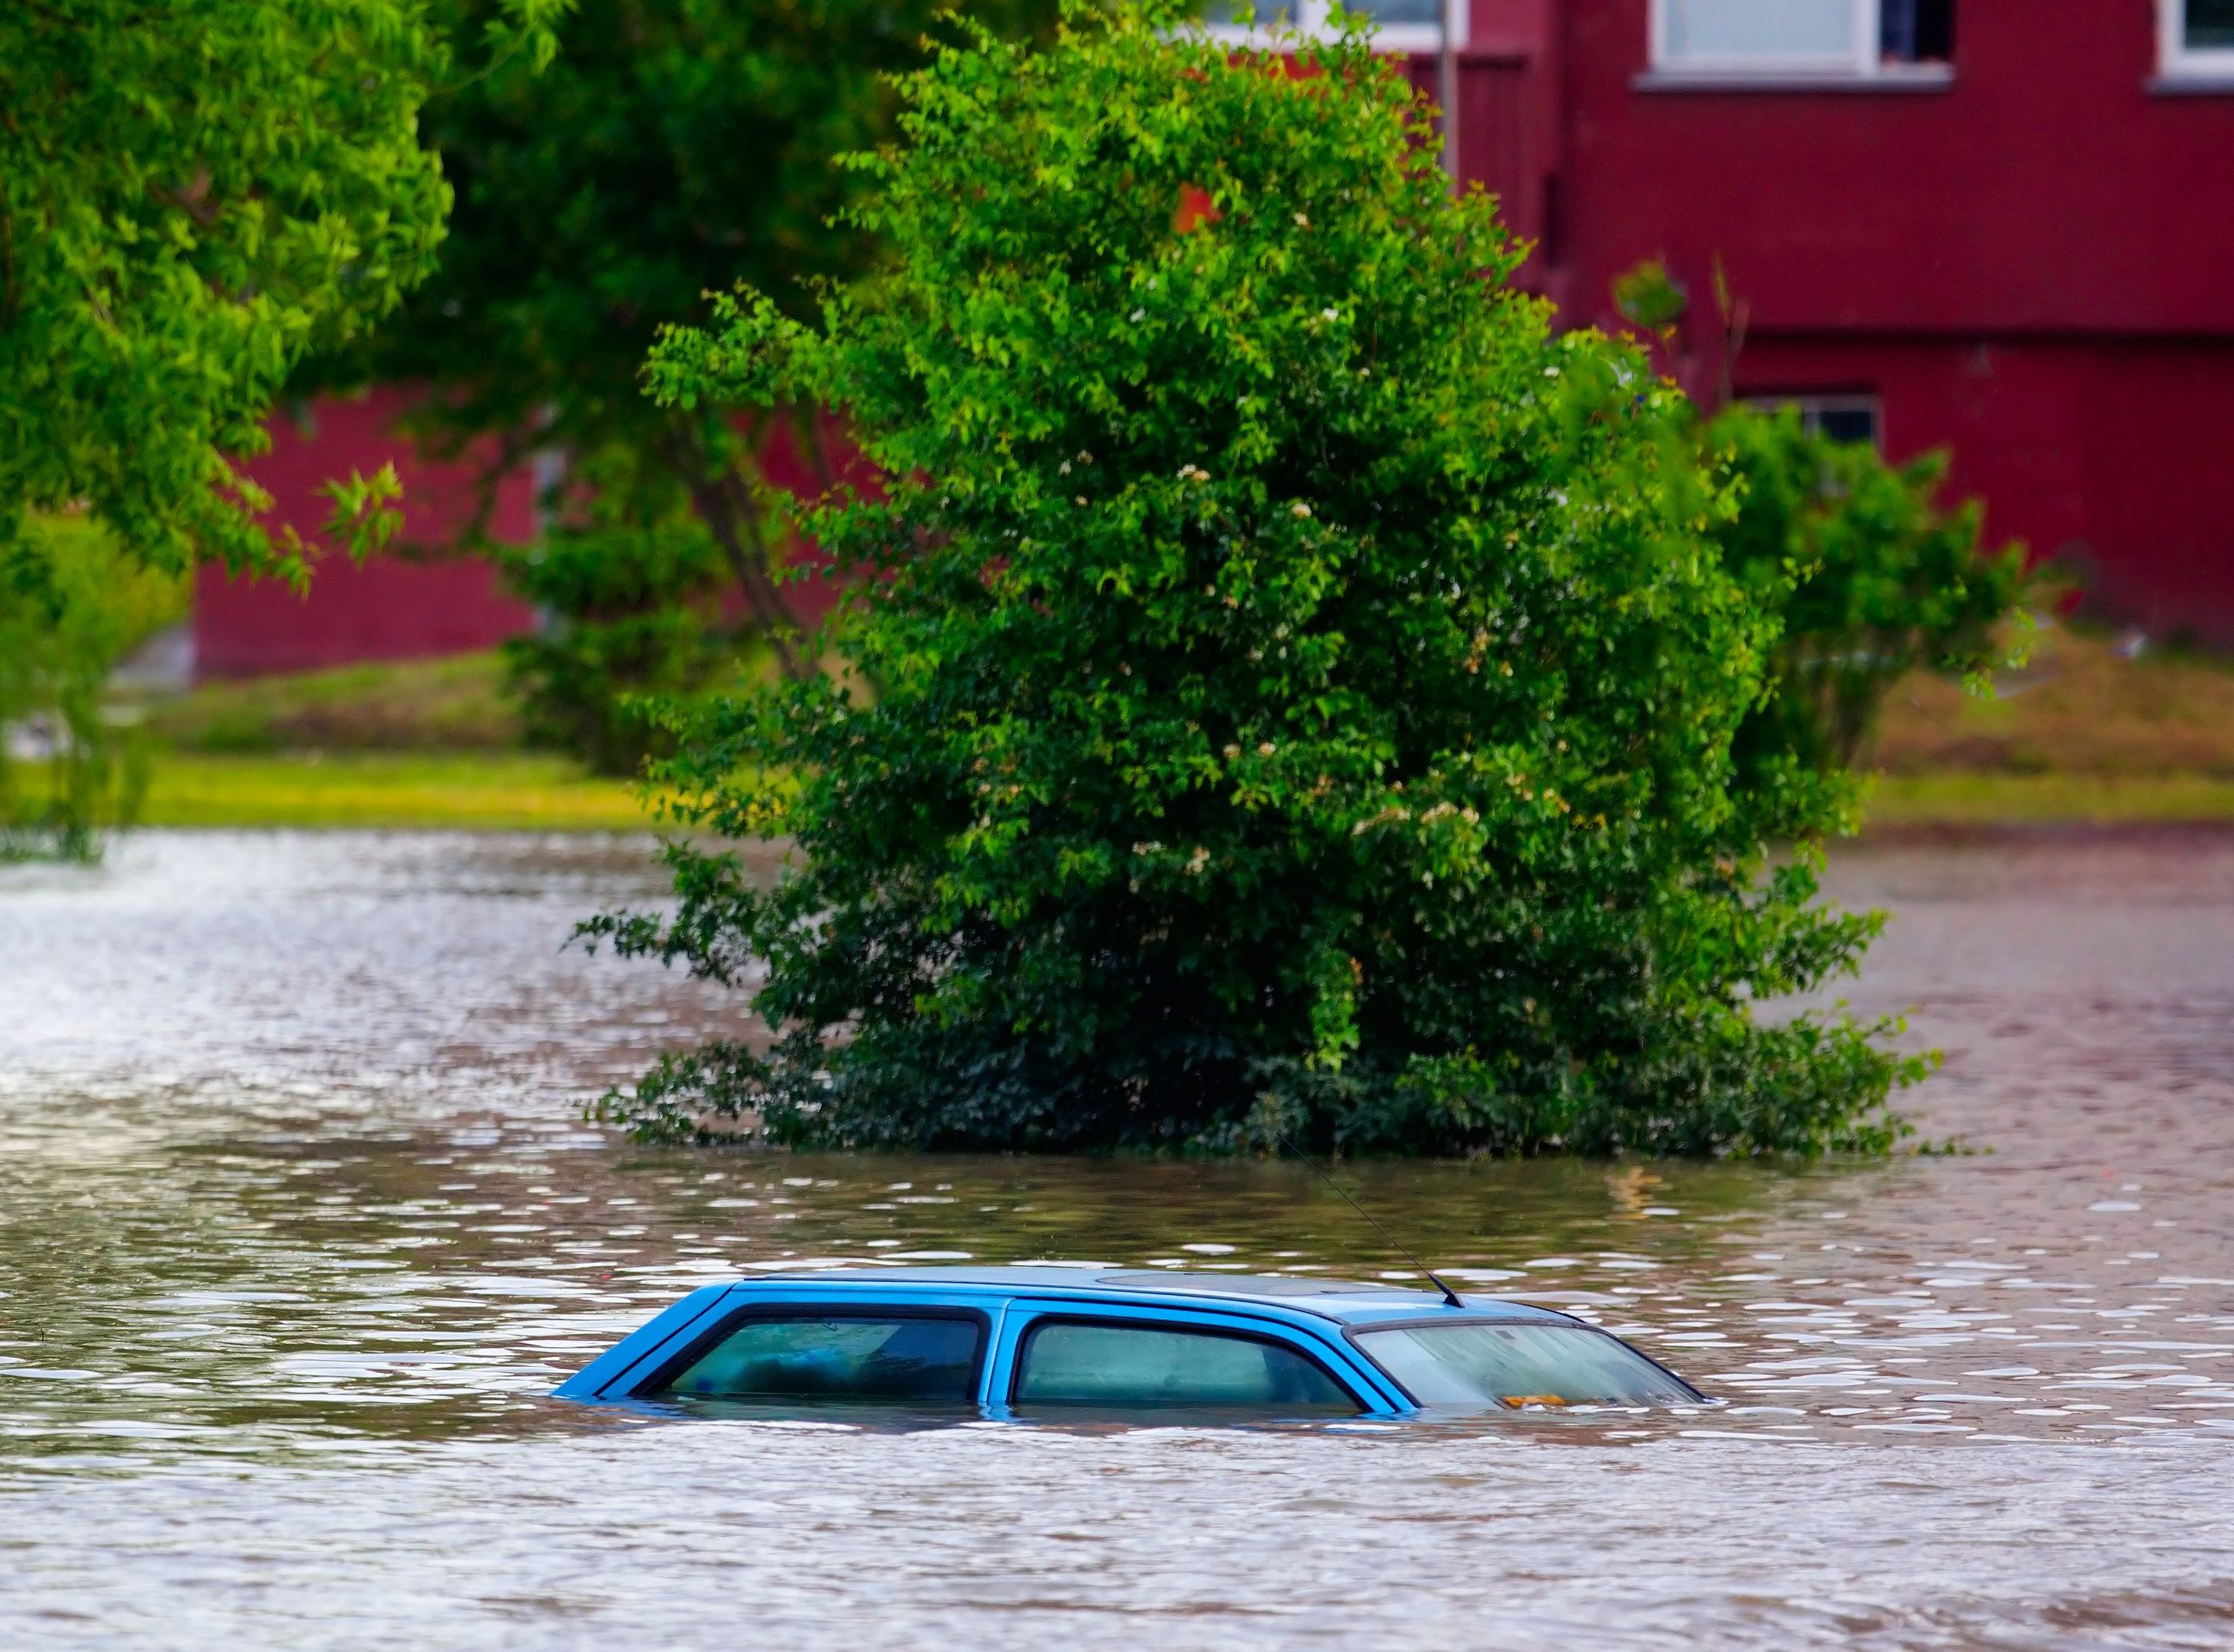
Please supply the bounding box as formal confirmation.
[670,426,810,683]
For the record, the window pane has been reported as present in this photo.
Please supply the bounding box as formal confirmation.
[1666,0,1857,61]
[1880,0,1953,62]
[1346,0,1444,26]
[1742,394,1882,450]
[2190,0,2234,50]
[1198,1,1302,23]
[1813,404,1881,446]
[661,1314,981,1401]
[1356,1323,1699,1407]
[1015,1322,1359,1411]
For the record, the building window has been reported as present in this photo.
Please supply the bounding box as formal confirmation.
[1200,0,1463,55]
[1652,0,1953,76]
[1743,393,1884,449]
[2164,0,2234,77]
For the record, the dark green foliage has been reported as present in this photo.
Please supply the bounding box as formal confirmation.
[586,4,1925,1157]
[500,515,750,772]
[303,0,1060,757]
[497,450,745,774]
[501,527,738,774]
[1710,405,2031,779]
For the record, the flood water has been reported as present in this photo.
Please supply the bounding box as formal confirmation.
[2,829,2230,1649]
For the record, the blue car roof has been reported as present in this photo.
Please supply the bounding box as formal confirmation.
[725,1264,1578,1329]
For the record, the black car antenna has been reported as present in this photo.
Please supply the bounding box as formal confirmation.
[1274,1130,1464,1309]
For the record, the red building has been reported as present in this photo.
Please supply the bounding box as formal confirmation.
[1445,0,2234,639]
[200,0,2234,672]
[196,389,540,677]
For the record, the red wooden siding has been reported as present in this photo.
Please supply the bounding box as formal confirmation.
[198,1,2234,672]
[196,389,538,678]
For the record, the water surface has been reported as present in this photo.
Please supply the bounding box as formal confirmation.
[2,829,2229,1648]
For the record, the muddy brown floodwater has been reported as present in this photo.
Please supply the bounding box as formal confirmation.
[2,828,2230,1650]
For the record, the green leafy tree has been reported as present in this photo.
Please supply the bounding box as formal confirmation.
[496,448,746,774]
[303,0,1058,771]
[0,515,187,860]
[585,3,1923,1157]
[0,0,547,853]
[1607,261,2032,779]
[0,0,489,586]
[0,1,567,855]
[1710,404,2030,780]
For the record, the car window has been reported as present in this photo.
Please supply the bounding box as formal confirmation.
[1014,1320,1359,1412]
[659,1313,982,1402]
[1354,1322,1699,1408]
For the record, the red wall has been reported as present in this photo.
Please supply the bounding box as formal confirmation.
[1557,2,2234,336]
[1735,337,2234,638]
[1533,0,2234,638]
[196,389,537,678]
[196,394,852,677]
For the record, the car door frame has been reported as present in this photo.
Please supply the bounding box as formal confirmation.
[984,1297,1410,1418]
[554,1282,1010,1404]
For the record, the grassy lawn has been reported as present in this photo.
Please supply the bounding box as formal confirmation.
[131,654,659,829]
[137,652,521,751]
[140,752,663,832]
[1859,625,2234,826]
[1872,625,2234,780]
[1865,771,2234,826]
[140,751,2234,834]
[115,628,2234,832]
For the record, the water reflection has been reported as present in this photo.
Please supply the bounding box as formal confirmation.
[2,829,2231,1647]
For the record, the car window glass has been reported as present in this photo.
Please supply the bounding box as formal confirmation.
[661,1314,981,1402]
[1015,1321,1359,1412]
[1356,1322,1697,1408]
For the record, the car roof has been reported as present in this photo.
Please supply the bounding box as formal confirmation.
[726,1264,1578,1328]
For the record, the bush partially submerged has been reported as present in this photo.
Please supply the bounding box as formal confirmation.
[1709,404,2031,784]
[587,3,1925,1154]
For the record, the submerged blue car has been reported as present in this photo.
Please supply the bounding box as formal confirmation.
[555,1266,1705,1418]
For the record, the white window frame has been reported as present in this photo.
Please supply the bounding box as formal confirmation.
[2162,0,2234,80]
[1200,0,1466,57]
[1651,0,1881,78]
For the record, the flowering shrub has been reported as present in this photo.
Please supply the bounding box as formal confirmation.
[586,2,1924,1154]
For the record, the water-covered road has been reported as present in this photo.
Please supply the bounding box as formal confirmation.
[2,829,2229,1648]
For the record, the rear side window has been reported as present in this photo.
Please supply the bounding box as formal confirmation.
[658,1313,983,1402]
[1014,1320,1360,1413]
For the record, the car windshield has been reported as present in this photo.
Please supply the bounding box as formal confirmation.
[1354,1322,1699,1408]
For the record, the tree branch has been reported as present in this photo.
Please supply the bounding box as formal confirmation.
[670,428,807,682]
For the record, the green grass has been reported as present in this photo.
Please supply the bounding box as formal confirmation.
[1873,625,2234,781]
[137,652,521,751]
[1865,771,2234,827]
[1860,625,2234,826]
[111,628,2234,832]
[138,752,661,831]
[139,754,2234,836]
